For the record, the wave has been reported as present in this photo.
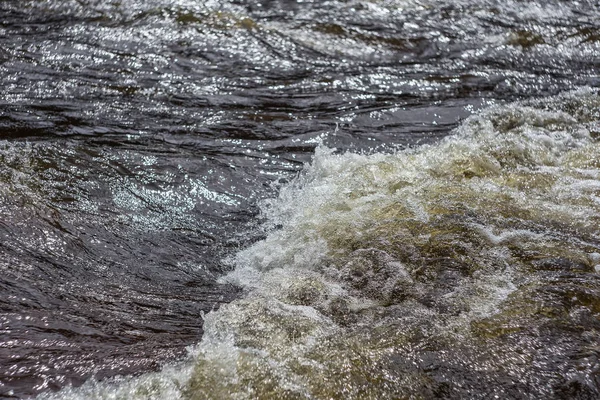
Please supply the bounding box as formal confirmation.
[39,88,600,399]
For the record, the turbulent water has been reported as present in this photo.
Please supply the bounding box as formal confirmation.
[1,0,599,399]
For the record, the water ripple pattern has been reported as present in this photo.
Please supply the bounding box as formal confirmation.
[0,0,599,398]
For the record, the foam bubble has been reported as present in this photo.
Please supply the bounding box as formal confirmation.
[41,88,600,399]
[180,88,600,398]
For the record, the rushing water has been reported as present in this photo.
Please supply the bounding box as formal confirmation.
[0,0,599,399]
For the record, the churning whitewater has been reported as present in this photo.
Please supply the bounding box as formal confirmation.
[38,89,600,399]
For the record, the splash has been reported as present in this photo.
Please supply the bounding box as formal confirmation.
[188,88,600,399]
[39,89,600,399]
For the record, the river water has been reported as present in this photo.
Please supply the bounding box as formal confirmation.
[1,0,599,399]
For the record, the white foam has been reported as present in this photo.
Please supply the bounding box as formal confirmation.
[39,88,600,399]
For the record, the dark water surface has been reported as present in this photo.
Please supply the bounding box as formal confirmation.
[0,0,599,398]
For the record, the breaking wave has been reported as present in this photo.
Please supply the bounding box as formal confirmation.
[41,89,600,399]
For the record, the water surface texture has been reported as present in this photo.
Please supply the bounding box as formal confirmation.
[0,0,599,399]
